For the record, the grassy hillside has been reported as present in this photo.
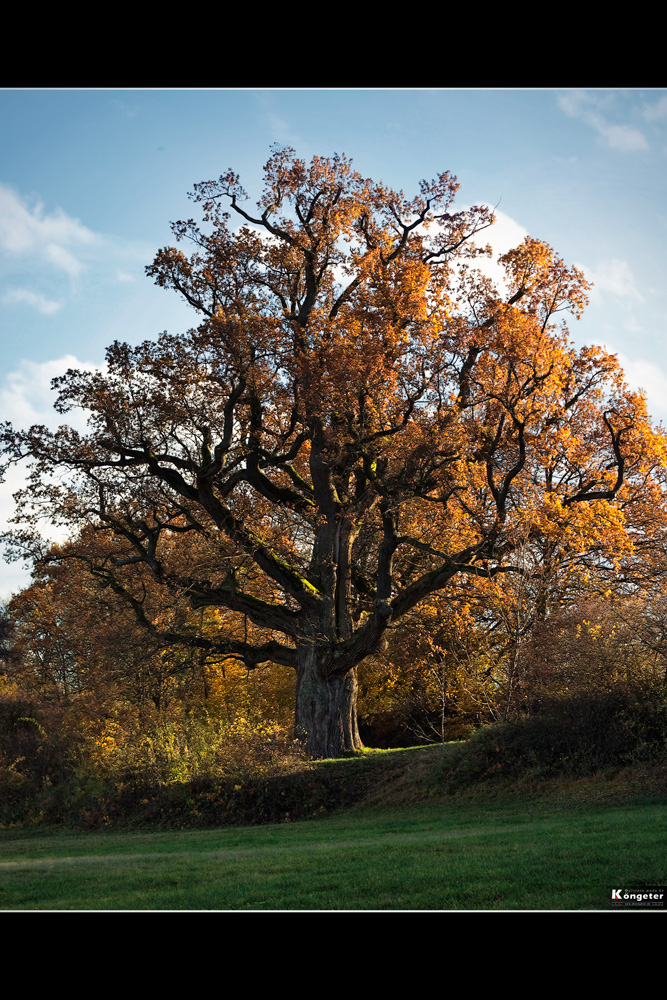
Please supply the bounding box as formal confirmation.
[1,746,666,910]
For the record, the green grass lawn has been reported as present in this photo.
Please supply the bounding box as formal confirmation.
[1,794,665,910]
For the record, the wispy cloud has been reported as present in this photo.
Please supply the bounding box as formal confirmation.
[586,258,644,303]
[0,184,154,318]
[255,92,299,146]
[642,94,667,121]
[0,183,98,279]
[265,111,293,143]
[3,287,63,315]
[557,90,648,152]
[110,98,140,118]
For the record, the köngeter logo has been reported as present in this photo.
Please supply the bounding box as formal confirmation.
[610,886,666,908]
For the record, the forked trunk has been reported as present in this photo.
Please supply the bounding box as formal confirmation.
[294,644,363,758]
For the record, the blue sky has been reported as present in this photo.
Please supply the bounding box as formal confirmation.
[1,87,666,598]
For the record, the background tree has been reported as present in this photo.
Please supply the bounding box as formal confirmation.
[3,147,666,757]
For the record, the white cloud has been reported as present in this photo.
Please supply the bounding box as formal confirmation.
[0,552,34,602]
[0,456,41,600]
[592,342,667,424]
[460,207,529,293]
[597,123,648,152]
[0,184,157,325]
[44,242,85,278]
[624,357,667,417]
[642,94,667,121]
[3,287,63,315]
[557,89,596,119]
[586,258,644,304]
[475,208,529,258]
[0,355,103,599]
[557,90,648,151]
[0,355,100,432]
[0,183,98,278]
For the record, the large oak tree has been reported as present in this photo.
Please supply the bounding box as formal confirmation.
[3,147,666,757]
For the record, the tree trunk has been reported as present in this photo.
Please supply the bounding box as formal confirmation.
[294,644,363,758]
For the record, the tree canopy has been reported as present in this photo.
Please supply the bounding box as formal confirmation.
[3,147,666,757]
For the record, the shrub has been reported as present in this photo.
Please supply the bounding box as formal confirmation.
[443,681,667,787]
